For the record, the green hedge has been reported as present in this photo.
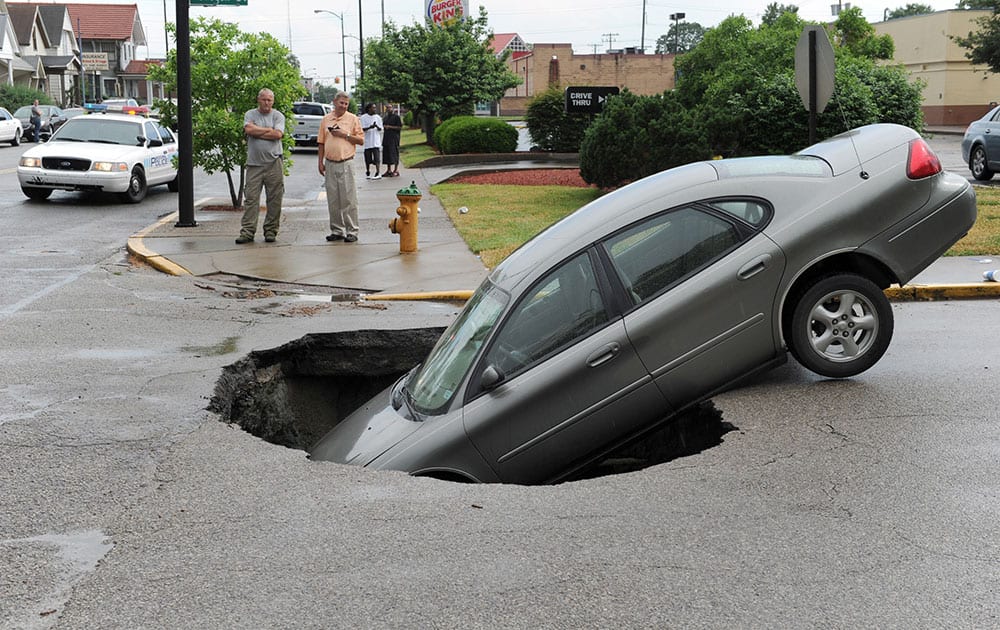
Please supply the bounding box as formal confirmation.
[433,116,518,154]
[0,85,51,113]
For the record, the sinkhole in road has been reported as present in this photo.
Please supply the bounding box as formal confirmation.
[209,327,736,483]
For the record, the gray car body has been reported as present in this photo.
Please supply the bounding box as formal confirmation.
[960,104,1000,180]
[311,123,977,484]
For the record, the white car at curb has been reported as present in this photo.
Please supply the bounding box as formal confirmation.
[17,112,179,203]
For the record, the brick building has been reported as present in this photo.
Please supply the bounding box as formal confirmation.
[493,34,677,116]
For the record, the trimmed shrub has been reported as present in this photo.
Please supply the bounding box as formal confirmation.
[579,90,711,189]
[434,116,518,154]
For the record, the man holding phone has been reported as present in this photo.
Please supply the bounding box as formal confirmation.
[318,91,364,243]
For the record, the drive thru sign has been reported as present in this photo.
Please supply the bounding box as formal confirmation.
[564,86,620,114]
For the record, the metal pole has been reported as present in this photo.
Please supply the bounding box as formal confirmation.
[78,18,85,104]
[808,29,817,146]
[175,0,196,227]
[358,0,364,104]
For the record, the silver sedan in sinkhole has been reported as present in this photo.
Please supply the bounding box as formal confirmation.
[311,123,977,485]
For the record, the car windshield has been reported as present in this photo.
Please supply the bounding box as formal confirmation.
[51,118,143,145]
[405,282,508,415]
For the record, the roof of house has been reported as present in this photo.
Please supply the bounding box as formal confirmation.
[490,33,518,55]
[63,2,145,44]
[120,58,162,76]
[6,3,51,48]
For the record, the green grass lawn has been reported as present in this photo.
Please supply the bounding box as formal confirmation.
[948,185,1000,256]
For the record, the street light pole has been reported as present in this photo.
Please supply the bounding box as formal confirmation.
[313,10,348,96]
[669,12,685,54]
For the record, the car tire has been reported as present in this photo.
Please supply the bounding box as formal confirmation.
[970,145,994,181]
[167,175,179,192]
[21,187,52,200]
[10,128,20,146]
[120,167,148,203]
[787,273,893,378]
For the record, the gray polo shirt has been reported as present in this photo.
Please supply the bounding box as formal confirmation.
[244,108,285,166]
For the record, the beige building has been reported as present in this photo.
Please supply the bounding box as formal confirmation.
[876,9,997,125]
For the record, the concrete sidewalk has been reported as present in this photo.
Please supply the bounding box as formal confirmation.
[127,154,1000,300]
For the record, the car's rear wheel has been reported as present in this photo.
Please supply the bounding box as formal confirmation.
[10,128,20,146]
[970,145,994,181]
[21,187,52,200]
[787,273,893,378]
[120,167,147,203]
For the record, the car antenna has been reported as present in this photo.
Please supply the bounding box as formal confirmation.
[834,92,870,180]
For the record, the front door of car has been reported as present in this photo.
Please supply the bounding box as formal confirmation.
[144,120,174,184]
[604,203,786,409]
[462,250,669,485]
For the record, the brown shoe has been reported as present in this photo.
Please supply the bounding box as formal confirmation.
[235,236,253,244]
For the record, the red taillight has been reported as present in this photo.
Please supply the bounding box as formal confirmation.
[906,138,942,179]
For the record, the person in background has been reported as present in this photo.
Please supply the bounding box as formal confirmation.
[359,103,383,180]
[236,88,286,244]
[381,105,402,177]
[318,91,364,243]
[30,100,42,142]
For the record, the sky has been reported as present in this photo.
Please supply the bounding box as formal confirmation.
[48,0,962,86]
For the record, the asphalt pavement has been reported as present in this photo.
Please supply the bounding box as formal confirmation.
[126,148,1000,300]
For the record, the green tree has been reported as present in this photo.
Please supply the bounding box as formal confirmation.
[358,7,521,142]
[654,22,706,54]
[954,5,1000,73]
[147,18,305,208]
[833,7,894,59]
[886,4,935,19]
[761,3,799,26]
[524,87,591,152]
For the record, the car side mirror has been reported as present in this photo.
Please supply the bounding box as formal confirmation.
[480,365,503,391]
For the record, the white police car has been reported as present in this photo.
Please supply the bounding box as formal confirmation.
[17,112,179,203]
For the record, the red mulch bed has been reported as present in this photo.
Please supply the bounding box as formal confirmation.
[446,168,593,187]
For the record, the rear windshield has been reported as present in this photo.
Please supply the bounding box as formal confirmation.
[293,103,326,116]
[712,155,830,179]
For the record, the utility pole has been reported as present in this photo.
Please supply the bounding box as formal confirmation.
[602,32,619,52]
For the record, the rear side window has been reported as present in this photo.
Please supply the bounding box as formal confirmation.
[604,207,741,305]
[709,199,770,228]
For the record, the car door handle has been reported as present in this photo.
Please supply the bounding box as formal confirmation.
[586,342,620,367]
[738,254,772,280]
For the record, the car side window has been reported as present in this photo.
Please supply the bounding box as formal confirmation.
[605,206,742,305]
[157,124,175,144]
[483,251,609,379]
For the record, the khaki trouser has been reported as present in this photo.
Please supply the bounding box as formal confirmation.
[324,158,359,237]
[240,159,284,239]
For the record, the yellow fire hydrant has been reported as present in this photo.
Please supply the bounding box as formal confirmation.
[389,181,421,253]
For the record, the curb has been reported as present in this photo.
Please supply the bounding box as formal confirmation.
[126,211,192,277]
[885,283,1000,301]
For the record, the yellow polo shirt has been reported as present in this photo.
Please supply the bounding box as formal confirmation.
[318,111,363,162]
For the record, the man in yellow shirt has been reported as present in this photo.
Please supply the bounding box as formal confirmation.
[317,91,364,243]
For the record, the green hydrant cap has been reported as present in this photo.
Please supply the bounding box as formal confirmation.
[398,181,421,196]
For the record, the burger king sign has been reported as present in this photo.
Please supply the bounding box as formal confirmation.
[426,0,468,27]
